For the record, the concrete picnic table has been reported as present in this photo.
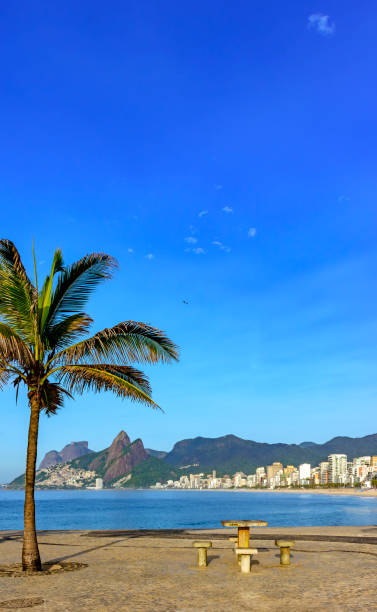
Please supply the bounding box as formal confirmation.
[221,520,268,548]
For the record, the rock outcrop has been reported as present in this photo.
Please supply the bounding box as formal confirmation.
[103,439,148,483]
[87,431,148,483]
[39,441,93,469]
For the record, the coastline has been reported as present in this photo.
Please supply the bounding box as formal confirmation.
[3,486,377,497]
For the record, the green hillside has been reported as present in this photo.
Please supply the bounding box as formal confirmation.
[121,456,181,488]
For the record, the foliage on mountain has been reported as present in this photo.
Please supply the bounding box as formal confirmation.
[164,433,377,473]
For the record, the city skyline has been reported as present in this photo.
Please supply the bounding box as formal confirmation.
[154,452,377,490]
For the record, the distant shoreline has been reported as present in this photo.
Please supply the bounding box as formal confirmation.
[151,488,377,497]
[3,486,377,497]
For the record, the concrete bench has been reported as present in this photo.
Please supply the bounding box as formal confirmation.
[193,541,212,567]
[275,540,295,566]
[235,548,258,573]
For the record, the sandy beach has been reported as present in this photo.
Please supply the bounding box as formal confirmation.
[229,487,377,497]
[1,525,377,611]
[149,487,377,497]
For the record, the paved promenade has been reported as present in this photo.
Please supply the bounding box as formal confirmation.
[0,526,376,611]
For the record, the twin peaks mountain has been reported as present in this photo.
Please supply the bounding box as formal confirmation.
[9,430,377,489]
[80,431,148,484]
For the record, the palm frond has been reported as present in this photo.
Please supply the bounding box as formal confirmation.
[57,364,159,409]
[51,321,179,366]
[38,248,64,331]
[40,381,73,416]
[0,368,10,390]
[44,313,93,352]
[0,323,34,367]
[45,253,117,330]
[0,240,35,291]
[0,240,36,342]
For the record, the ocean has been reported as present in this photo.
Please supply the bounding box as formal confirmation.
[0,489,376,530]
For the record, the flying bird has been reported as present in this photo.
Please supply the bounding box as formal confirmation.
[182,300,189,304]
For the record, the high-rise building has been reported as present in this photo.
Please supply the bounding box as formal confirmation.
[267,462,283,481]
[284,465,296,476]
[371,456,377,467]
[319,462,329,484]
[299,463,311,484]
[95,478,103,489]
[328,454,347,484]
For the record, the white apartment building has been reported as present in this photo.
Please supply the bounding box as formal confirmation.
[256,467,266,483]
[328,454,347,484]
[299,463,311,484]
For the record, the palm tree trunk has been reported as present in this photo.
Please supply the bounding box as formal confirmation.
[22,390,42,571]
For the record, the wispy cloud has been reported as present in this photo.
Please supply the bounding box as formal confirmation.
[192,247,206,255]
[127,248,134,253]
[248,227,257,238]
[198,210,208,218]
[214,184,223,190]
[145,253,154,260]
[185,236,198,244]
[222,206,233,213]
[338,195,350,203]
[212,240,231,253]
[308,13,335,36]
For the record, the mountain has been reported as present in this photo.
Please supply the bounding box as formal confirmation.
[146,449,167,460]
[9,431,155,489]
[70,431,148,484]
[9,430,377,489]
[39,441,94,469]
[164,433,377,474]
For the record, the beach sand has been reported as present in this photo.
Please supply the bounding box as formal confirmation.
[228,487,377,496]
[0,526,376,611]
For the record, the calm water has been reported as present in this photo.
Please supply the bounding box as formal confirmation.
[0,489,376,530]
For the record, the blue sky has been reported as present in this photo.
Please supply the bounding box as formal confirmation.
[1,1,376,481]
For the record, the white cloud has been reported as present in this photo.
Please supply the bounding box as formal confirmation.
[248,227,257,238]
[185,236,198,244]
[127,248,134,253]
[214,184,223,190]
[192,247,206,255]
[212,240,231,253]
[222,206,233,213]
[308,13,335,36]
[145,253,154,260]
[198,210,208,218]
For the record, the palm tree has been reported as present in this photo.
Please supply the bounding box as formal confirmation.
[0,240,178,572]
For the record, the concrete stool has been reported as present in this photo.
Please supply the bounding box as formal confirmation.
[275,540,295,566]
[235,548,258,574]
[229,536,238,552]
[193,541,212,568]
